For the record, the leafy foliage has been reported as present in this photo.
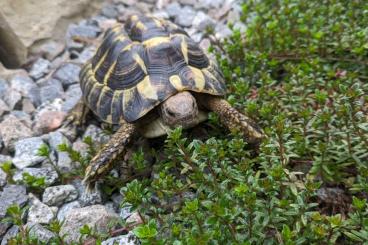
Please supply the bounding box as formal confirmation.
[120,1,368,244]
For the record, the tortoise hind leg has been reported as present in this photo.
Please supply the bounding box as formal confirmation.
[59,99,90,140]
[199,95,265,144]
[83,121,136,191]
[63,99,90,128]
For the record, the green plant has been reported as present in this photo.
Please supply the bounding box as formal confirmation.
[119,0,368,244]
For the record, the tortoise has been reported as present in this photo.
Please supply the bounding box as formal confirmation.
[65,14,264,190]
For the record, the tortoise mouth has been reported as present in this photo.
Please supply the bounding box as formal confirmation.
[139,110,208,138]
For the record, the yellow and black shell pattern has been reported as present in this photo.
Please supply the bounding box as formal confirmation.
[80,14,226,124]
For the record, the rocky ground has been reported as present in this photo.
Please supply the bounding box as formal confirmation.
[0,0,243,243]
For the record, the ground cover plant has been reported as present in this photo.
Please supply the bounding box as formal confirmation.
[121,0,368,244]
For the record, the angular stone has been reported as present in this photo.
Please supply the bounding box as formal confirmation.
[166,2,181,18]
[39,78,64,104]
[43,185,78,207]
[0,79,9,98]
[0,114,32,150]
[13,167,59,186]
[60,205,119,243]
[28,195,56,224]
[0,99,9,117]
[70,179,104,206]
[0,225,19,245]
[0,168,7,187]
[66,23,101,51]
[175,6,196,27]
[29,58,51,80]
[52,63,81,88]
[11,110,32,128]
[3,88,22,110]
[48,131,73,173]
[12,137,46,169]
[101,232,140,245]
[77,46,97,63]
[192,11,216,31]
[0,185,28,219]
[101,4,119,18]
[22,98,36,114]
[26,222,56,243]
[30,40,65,61]
[62,83,82,112]
[10,75,40,107]
[83,124,111,146]
[57,201,81,221]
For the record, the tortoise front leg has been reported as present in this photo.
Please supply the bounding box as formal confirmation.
[83,121,136,191]
[200,95,265,144]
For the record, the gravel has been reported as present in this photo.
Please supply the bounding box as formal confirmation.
[52,63,81,88]
[42,184,79,207]
[13,167,59,186]
[12,137,46,169]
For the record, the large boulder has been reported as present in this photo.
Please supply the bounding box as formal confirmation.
[0,0,102,68]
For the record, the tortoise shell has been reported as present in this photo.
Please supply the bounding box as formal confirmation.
[80,14,226,124]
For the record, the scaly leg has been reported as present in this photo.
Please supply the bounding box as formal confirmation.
[59,99,90,140]
[83,121,136,191]
[200,95,265,144]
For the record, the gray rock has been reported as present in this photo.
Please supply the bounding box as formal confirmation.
[101,4,119,18]
[60,205,119,243]
[119,205,134,221]
[77,46,96,63]
[101,232,140,245]
[215,23,232,39]
[0,154,12,163]
[57,200,81,221]
[0,79,9,98]
[12,137,46,169]
[10,75,40,107]
[0,114,33,150]
[48,131,74,172]
[39,78,64,104]
[26,222,56,243]
[66,23,101,51]
[71,179,104,206]
[175,6,196,27]
[43,185,78,207]
[166,2,181,18]
[22,98,36,114]
[192,11,216,31]
[72,139,89,158]
[52,63,81,88]
[199,0,223,9]
[0,225,19,245]
[0,99,9,117]
[0,222,11,239]
[3,88,22,110]
[13,167,59,186]
[152,10,169,19]
[28,195,56,224]
[11,110,32,128]
[83,124,111,146]
[0,168,7,187]
[0,185,28,219]
[61,83,82,112]
[29,58,51,80]
[30,40,65,61]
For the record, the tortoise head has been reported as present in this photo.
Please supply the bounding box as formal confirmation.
[160,91,199,129]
